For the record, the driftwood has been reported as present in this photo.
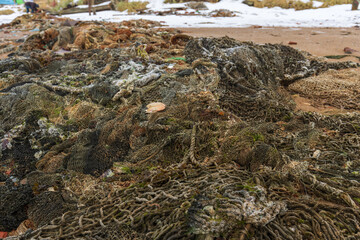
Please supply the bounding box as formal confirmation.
[51,4,113,15]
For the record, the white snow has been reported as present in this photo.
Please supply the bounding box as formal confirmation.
[0,5,25,24]
[0,0,359,28]
[312,1,324,8]
[300,0,323,7]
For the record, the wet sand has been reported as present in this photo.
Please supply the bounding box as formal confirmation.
[180,27,360,63]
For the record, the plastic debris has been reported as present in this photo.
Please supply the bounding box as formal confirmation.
[166,57,186,61]
[101,169,114,179]
[0,232,8,238]
[145,102,166,113]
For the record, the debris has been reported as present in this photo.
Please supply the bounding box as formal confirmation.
[1,15,360,240]
[167,57,186,61]
[186,2,208,10]
[28,190,71,228]
[312,149,321,159]
[170,33,193,46]
[344,47,358,54]
[0,232,8,238]
[288,41,297,45]
[112,162,132,174]
[8,219,35,237]
[101,169,114,178]
[289,68,360,110]
[52,3,113,15]
[209,9,236,17]
[146,102,166,113]
[20,178,27,185]
[0,183,33,232]
[352,0,359,10]
[325,54,349,59]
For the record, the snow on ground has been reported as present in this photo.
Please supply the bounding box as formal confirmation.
[0,0,359,28]
[0,4,25,24]
[312,1,324,8]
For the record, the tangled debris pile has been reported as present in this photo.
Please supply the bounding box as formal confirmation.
[1,14,178,53]
[289,68,360,110]
[1,14,360,240]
